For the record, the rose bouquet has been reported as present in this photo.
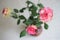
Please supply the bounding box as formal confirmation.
[2,0,53,38]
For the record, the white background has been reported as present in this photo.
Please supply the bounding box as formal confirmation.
[0,0,60,40]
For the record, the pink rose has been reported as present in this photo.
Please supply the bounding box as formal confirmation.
[26,25,37,35]
[2,8,12,16]
[39,7,53,22]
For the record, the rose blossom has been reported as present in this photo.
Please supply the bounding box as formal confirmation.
[26,25,37,35]
[2,8,12,16]
[39,7,53,22]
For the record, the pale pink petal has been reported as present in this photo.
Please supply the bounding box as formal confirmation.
[39,7,53,22]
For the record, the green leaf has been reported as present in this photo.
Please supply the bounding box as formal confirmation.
[36,22,43,27]
[29,5,38,16]
[29,16,34,20]
[20,8,26,13]
[17,19,20,25]
[44,23,48,30]
[29,5,37,11]
[31,12,38,16]
[33,18,39,23]
[26,1,34,5]
[28,15,40,25]
[24,19,33,25]
[19,15,26,20]
[11,13,18,19]
[19,15,26,24]
[23,19,26,23]
[37,3,44,8]
[12,16,18,19]
[14,9,19,13]
[20,30,26,37]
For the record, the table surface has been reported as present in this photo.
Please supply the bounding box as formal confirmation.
[0,0,60,40]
